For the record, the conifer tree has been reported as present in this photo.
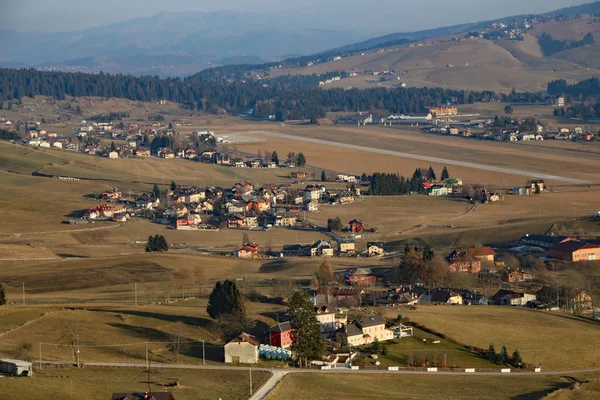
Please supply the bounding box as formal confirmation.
[289,291,324,366]
[441,166,450,180]
[0,284,6,306]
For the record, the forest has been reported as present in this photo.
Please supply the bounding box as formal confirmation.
[548,77,600,118]
[537,32,594,56]
[0,68,504,122]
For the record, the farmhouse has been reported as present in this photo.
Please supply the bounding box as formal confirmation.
[526,179,547,192]
[235,243,259,258]
[549,241,600,262]
[366,242,384,257]
[491,289,536,306]
[429,106,458,116]
[521,234,573,249]
[428,185,448,196]
[224,333,260,364]
[348,219,364,233]
[336,315,393,346]
[337,238,356,254]
[418,288,463,304]
[345,267,376,286]
[268,321,294,348]
[290,171,308,180]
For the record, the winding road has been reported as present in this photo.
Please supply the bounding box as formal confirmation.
[233,130,589,184]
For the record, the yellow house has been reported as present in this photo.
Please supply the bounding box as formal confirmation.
[337,314,394,346]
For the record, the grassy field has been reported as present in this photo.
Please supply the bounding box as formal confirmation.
[266,372,600,400]
[229,126,600,185]
[381,306,600,371]
[0,300,288,364]
[1,366,269,400]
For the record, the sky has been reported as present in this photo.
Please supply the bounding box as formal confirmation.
[0,0,587,34]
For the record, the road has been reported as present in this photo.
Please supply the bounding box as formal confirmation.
[235,130,589,184]
[37,360,600,399]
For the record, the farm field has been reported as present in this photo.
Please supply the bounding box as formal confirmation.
[381,305,600,371]
[0,366,270,400]
[266,371,600,400]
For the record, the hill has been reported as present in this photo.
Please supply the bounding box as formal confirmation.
[0,11,370,76]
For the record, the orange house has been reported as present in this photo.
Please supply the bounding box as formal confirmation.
[549,241,600,262]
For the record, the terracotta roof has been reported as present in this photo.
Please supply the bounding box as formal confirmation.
[228,332,260,347]
[456,247,496,257]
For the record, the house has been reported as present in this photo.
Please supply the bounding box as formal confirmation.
[305,200,319,212]
[227,214,258,229]
[273,212,297,227]
[158,148,175,158]
[418,288,463,304]
[303,186,321,201]
[526,179,547,192]
[491,289,536,306]
[345,267,376,286]
[290,171,308,180]
[108,151,119,159]
[348,219,364,233]
[224,333,260,364]
[507,270,532,283]
[512,186,530,196]
[536,286,593,312]
[549,241,600,262]
[521,234,573,249]
[135,149,151,157]
[306,240,334,257]
[314,306,337,333]
[101,190,122,201]
[429,106,458,116]
[489,193,500,202]
[428,185,448,196]
[367,242,384,257]
[337,238,356,254]
[448,247,495,271]
[268,321,294,348]
[460,291,488,305]
[336,314,394,346]
[235,243,259,258]
[112,392,175,400]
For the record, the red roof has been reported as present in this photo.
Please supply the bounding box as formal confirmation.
[457,247,496,257]
[550,241,599,253]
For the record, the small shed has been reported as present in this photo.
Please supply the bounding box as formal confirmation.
[0,358,33,376]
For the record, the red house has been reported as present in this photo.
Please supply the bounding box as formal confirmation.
[268,321,294,349]
[345,267,376,286]
[348,219,364,233]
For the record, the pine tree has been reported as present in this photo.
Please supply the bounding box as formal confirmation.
[207,280,246,320]
[427,166,436,181]
[146,235,156,252]
[289,291,324,366]
[321,170,327,182]
[0,283,6,305]
[110,141,117,152]
[511,349,523,368]
[441,166,450,181]
[152,184,161,199]
[361,173,368,182]
[488,344,498,363]
[422,245,435,262]
[499,346,509,365]
[271,151,279,165]
[297,152,306,166]
[170,180,177,191]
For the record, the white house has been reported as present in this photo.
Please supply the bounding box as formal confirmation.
[314,306,336,333]
[108,151,119,159]
[224,333,259,364]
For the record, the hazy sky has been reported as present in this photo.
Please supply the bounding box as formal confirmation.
[1,0,586,34]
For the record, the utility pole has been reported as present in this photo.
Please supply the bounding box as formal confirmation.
[146,343,149,369]
[39,343,42,369]
[76,334,80,368]
[202,340,206,365]
[249,367,253,396]
[135,282,138,307]
[22,282,25,305]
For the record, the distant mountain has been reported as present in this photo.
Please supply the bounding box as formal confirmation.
[544,1,600,17]
[0,11,370,73]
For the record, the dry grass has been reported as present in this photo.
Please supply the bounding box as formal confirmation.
[381,306,600,371]
[266,372,600,400]
[0,366,270,400]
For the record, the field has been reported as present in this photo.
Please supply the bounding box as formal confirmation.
[381,306,600,371]
[0,367,270,400]
[266,372,600,400]
[226,126,600,185]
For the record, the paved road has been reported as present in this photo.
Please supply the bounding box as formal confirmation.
[37,360,600,400]
[236,130,589,184]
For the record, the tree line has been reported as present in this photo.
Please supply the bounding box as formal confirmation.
[548,77,600,118]
[368,167,449,196]
[1,68,500,122]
